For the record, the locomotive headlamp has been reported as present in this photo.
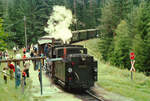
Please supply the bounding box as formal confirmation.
[94,68,97,72]
[82,57,86,61]
[68,68,72,73]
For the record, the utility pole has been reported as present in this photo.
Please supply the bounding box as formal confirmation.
[5,0,8,17]
[24,16,27,48]
[74,0,77,30]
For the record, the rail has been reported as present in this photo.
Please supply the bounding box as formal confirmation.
[86,90,105,101]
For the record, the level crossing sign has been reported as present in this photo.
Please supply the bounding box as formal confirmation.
[130,52,135,80]
[130,52,135,60]
[130,60,135,72]
[130,52,135,72]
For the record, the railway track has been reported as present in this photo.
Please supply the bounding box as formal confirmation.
[86,90,105,101]
[46,72,105,101]
[45,70,105,101]
[73,89,105,101]
[52,82,105,101]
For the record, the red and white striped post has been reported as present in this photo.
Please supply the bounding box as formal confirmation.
[130,52,135,80]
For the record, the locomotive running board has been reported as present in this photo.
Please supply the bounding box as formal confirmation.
[46,58,63,62]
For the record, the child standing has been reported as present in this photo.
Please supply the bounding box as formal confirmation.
[3,68,7,84]
[22,69,27,86]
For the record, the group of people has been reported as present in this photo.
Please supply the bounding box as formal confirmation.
[1,44,43,88]
[1,46,30,87]
[44,43,52,57]
[0,50,9,62]
[2,61,28,87]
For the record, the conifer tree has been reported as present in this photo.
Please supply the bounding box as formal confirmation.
[132,1,150,74]
[110,20,131,68]
[0,18,8,50]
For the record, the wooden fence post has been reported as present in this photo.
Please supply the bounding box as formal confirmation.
[14,62,17,88]
[40,61,43,95]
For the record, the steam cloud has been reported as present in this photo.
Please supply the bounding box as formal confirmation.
[44,6,73,43]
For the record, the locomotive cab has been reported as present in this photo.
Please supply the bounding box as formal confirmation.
[53,45,97,90]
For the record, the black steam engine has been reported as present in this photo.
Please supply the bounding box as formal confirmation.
[49,45,97,90]
[38,29,98,90]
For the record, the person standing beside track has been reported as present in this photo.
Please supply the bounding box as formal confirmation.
[30,44,34,57]
[44,44,48,57]
[13,46,17,54]
[24,61,30,78]
[0,51,2,66]
[16,52,21,59]
[8,61,15,80]
[22,54,26,66]
[3,67,7,84]
[23,47,26,54]
[16,62,21,87]
[22,69,27,86]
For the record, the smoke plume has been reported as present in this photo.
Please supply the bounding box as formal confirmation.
[44,6,73,43]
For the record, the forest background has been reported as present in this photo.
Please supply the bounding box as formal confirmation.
[0,0,150,74]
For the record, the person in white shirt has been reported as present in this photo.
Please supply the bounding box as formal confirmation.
[16,53,21,59]
[13,46,17,54]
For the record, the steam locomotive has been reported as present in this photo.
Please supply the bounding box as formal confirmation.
[38,35,98,90]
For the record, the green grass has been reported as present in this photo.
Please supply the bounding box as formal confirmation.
[0,76,32,101]
[0,49,32,101]
[75,38,150,101]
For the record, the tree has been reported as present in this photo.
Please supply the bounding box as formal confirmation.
[132,1,150,75]
[0,18,8,50]
[3,0,54,47]
[98,0,119,61]
[110,20,131,68]
[99,0,136,62]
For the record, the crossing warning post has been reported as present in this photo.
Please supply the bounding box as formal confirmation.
[130,52,135,80]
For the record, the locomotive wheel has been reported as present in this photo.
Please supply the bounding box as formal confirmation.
[67,86,71,91]
[53,78,58,84]
[64,84,71,92]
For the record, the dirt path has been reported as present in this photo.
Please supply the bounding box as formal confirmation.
[29,63,81,101]
[92,84,134,101]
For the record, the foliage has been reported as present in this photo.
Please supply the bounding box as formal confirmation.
[4,0,54,47]
[0,18,8,51]
[98,0,150,75]
[98,0,131,61]
[110,20,131,68]
[0,0,102,48]
[132,2,150,75]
